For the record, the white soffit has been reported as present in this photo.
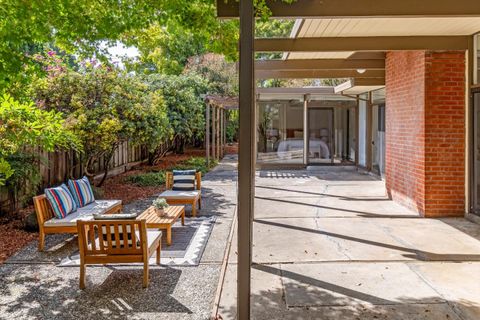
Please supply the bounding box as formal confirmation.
[298,17,480,37]
[342,85,385,95]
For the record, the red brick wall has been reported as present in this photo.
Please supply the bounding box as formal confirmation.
[385,51,465,217]
[424,52,465,217]
[386,51,426,214]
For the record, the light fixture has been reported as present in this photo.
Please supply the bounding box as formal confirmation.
[356,69,367,74]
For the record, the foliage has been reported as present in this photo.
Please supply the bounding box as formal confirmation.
[125,22,207,75]
[184,54,238,96]
[173,157,218,174]
[226,110,239,143]
[0,94,79,213]
[146,74,208,153]
[0,94,79,186]
[4,153,43,210]
[126,171,166,187]
[33,52,170,185]
[127,156,217,187]
[153,197,169,209]
[0,0,164,88]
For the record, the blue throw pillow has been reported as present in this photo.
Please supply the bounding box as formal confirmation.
[172,170,196,191]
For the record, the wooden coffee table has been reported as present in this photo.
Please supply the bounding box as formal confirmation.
[137,206,185,246]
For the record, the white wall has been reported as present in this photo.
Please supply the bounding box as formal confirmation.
[358,97,367,167]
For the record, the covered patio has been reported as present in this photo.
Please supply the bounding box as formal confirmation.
[217,167,480,319]
[215,0,480,319]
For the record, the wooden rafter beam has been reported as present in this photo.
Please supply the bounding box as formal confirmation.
[255,36,470,52]
[217,0,480,18]
[256,69,385,79]
[255,59,385,71]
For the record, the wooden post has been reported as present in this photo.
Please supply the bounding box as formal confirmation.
[238,0,255,318]
[216,107,221,160]
[366,92,373,171]
[206,103,210,168]
[355,96,360,167]
[223,108,227,156]
[303,94,309,165]
[212,106,216,160]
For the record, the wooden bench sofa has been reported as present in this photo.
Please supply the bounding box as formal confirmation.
[33,194,122,251]
[159,171,202,217]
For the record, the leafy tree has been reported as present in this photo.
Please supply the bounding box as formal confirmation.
[33,53,170,186]
[0,0,164,87]
[184,53,240,142]
[184,53,238,96]
[146,74,209,153]
[0,94,79,212]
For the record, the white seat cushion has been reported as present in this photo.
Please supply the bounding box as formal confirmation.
[159,190,200,200]
[44,200,122,227]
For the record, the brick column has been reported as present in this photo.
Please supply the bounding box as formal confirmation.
[385,51,465,217]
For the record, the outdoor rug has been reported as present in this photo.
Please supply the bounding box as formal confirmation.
[58,216,216,267]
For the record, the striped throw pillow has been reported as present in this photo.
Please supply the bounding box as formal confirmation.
[45,184,77,219]
[68,176,95,208]
[172,170,196,191]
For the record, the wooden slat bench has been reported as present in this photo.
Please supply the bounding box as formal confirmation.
[33,194,122,251]
[77,219,161,288]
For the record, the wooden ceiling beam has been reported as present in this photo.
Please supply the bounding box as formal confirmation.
[255,36,469,52]
[255,59,385,71]
[255,69,385,79]
[217,0,480,18]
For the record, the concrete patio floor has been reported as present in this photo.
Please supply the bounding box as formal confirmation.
[218,167,480,320]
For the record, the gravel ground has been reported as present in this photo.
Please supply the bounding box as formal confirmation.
[0,157,238,320]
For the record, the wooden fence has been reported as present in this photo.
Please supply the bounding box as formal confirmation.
[0,140,158,213]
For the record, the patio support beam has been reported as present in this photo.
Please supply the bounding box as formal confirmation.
[255,36,470,52]
[237,0,255,318]
[255,59,385,71]
[216,107,221,160]
[220,107,224,158]
[217,0,480,18]
[355,96,360,167]
[212,106,216,161]
[303,94,309,165]
[256,69,385,79]
[206,103,210,168]
[366,92,373,171]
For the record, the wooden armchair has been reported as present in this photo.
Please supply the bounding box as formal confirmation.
[160,171,202,217]
[76,219,161,289]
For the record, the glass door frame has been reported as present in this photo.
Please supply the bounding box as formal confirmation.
[472,88,480,215]
[306,106,335,165]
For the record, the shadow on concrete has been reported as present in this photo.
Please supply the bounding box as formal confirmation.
[218,264,477,320]
[254,219,480,262]
[256,185,392,202]
[255,196,414,217]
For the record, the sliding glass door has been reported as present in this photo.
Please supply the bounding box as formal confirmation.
[257,101,304,164]
[308,108,334,164]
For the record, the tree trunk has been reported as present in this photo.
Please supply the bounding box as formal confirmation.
[97,150,115,187]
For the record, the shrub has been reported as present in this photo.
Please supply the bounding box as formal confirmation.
[173,157,218,175]
[126,171,166,187]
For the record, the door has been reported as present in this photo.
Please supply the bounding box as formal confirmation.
[308,108,334,164]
